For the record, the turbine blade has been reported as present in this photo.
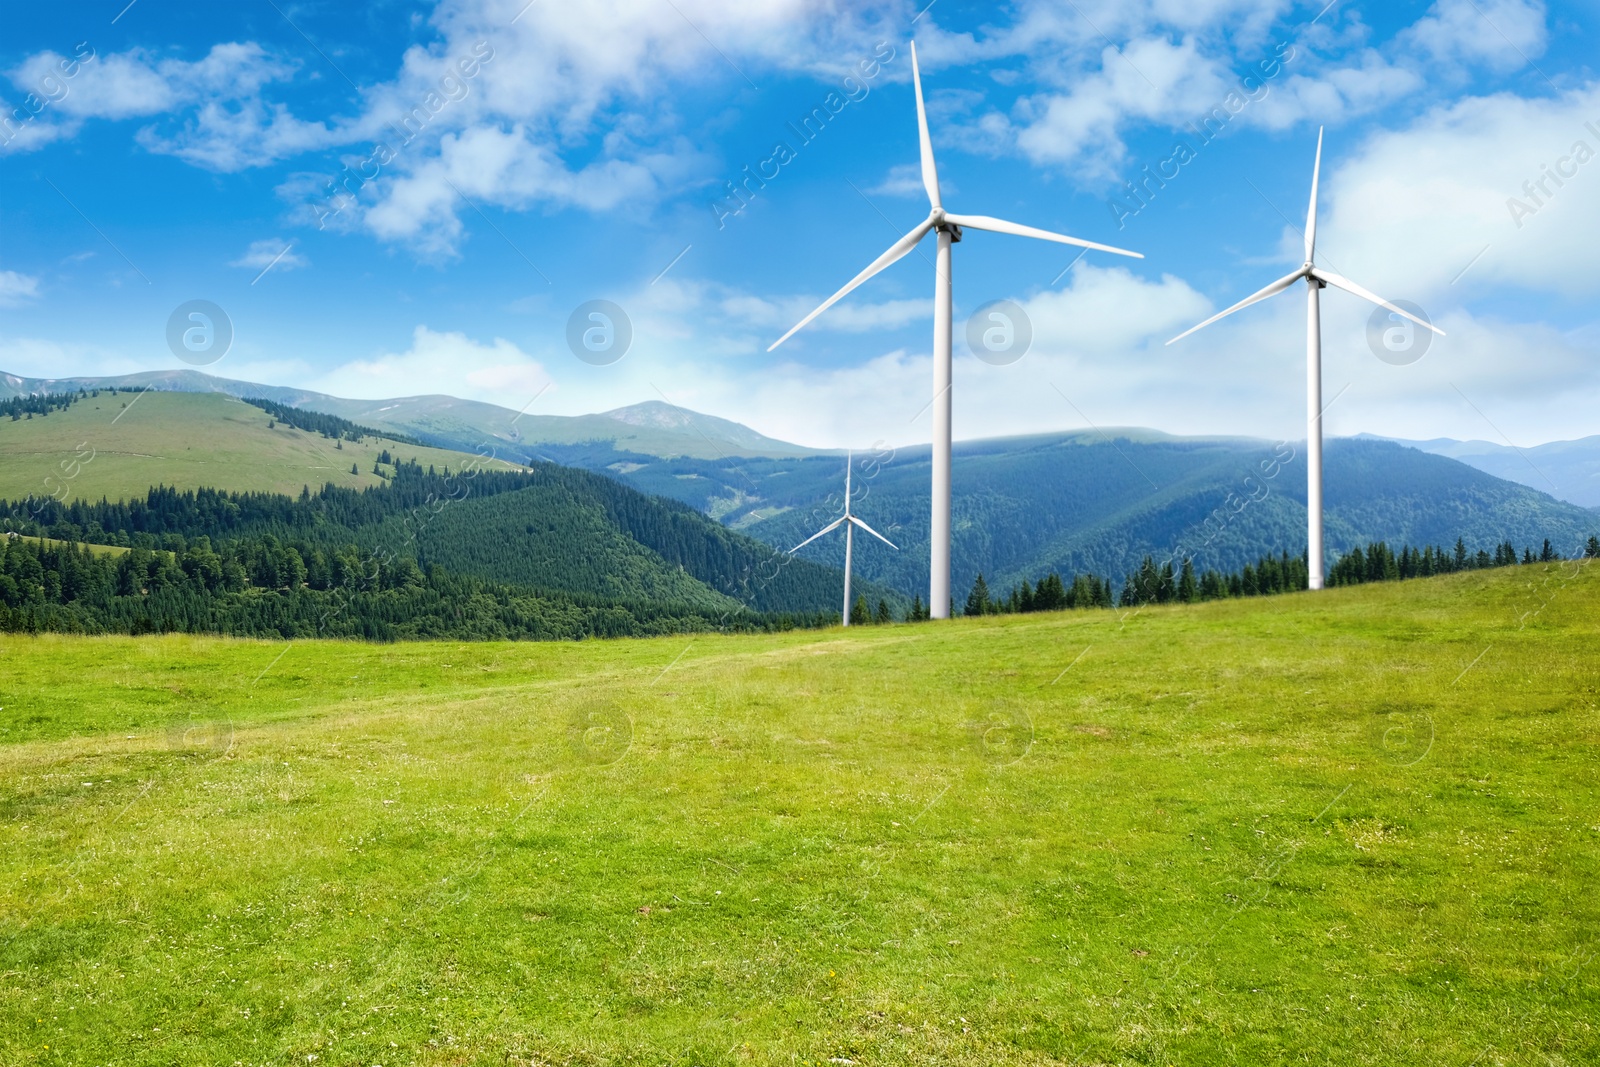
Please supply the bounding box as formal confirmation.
[910,41,941,211]
[844,450,852,514]
[1311,268,1446,336]
[848,515,898,550]
[789,516,846,553]
[1166,267,1307,345]
[1305,126,1323,263]
[940,213,1143,258]
[767,218,936,351]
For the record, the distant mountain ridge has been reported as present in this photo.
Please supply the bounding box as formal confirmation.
[1353,433,1600,508]
[0,370,819,461]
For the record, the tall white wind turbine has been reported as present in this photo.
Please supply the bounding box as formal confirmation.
[1166,128,1444,590]
[769,42,1142,619]
[790,453,897,627]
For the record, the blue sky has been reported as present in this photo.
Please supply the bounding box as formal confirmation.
[1,0,1595,448]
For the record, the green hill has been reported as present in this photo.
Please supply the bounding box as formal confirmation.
[2,565,1595,1063]
[0,389,522,503]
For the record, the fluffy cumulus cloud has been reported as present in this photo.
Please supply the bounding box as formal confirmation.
[1317,82,1600,300]
[307,325,552,402]
[2,42,333,165]
[322,0,908,253]
[928,0,1553,181]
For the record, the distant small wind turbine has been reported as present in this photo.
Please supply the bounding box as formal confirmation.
[790,453,897,627]
[769,41,1142,619]
[1166,127,1444,590]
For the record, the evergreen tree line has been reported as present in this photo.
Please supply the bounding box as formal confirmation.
[961,571,1116,617]
[1326,537,1593,585]
[241,396,422,445]
[1115,551,1310,606]
[3,388,91,420]
[952,533,1600,617]
[0,532,830,641]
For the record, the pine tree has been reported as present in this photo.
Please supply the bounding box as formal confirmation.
[350,463,359,475]
[874,599,891,625]
[1587,535,1600,559]
[1541,538,1555,562]
[1178,559,1197,603]
[909,594,926,621]
[964,574,991,617]
[850,594,869,626]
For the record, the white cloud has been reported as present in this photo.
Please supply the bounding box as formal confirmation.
[1402,0,1548,72]
[1317,81,1600,300]
[0,270,41,307]
[0,335,147,379]
[229,239,308,273]
[4,43,323,166]
[869,161,943,198]
[934,0,1553,183]
[307,325,553,403]
[360,125,664,255]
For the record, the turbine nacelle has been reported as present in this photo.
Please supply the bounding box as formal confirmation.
[766,41,1140,355]
[1166,129,1443,347]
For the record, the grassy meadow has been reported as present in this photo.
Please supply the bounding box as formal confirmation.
[1,565,1596,1065]
[0,391,521,504]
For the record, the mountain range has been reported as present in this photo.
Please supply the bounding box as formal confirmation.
[4,369,1596,600]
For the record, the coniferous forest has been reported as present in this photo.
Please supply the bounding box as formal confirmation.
[951,536,1600,618]
[0,457,876,639]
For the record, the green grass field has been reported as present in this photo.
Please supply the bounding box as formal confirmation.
[2,566,1596,1065]
[0,392,521,504]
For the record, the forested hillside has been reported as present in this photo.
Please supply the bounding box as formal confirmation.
[0,532,824,640]
[648,436,1599,596]
[0,459,903,628]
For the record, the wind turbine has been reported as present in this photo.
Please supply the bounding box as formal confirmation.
[768,42,1142,619]
[1166,127,1444,590]
[790,453,897,627]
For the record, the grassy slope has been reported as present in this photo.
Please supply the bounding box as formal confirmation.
[1,566,1596,1065]
[0,391,520,504]
[3,535,134,557]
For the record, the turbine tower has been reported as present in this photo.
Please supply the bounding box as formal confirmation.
[769,42,1142,618]
[790,453,897,627]
[1167,127,1444,590]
